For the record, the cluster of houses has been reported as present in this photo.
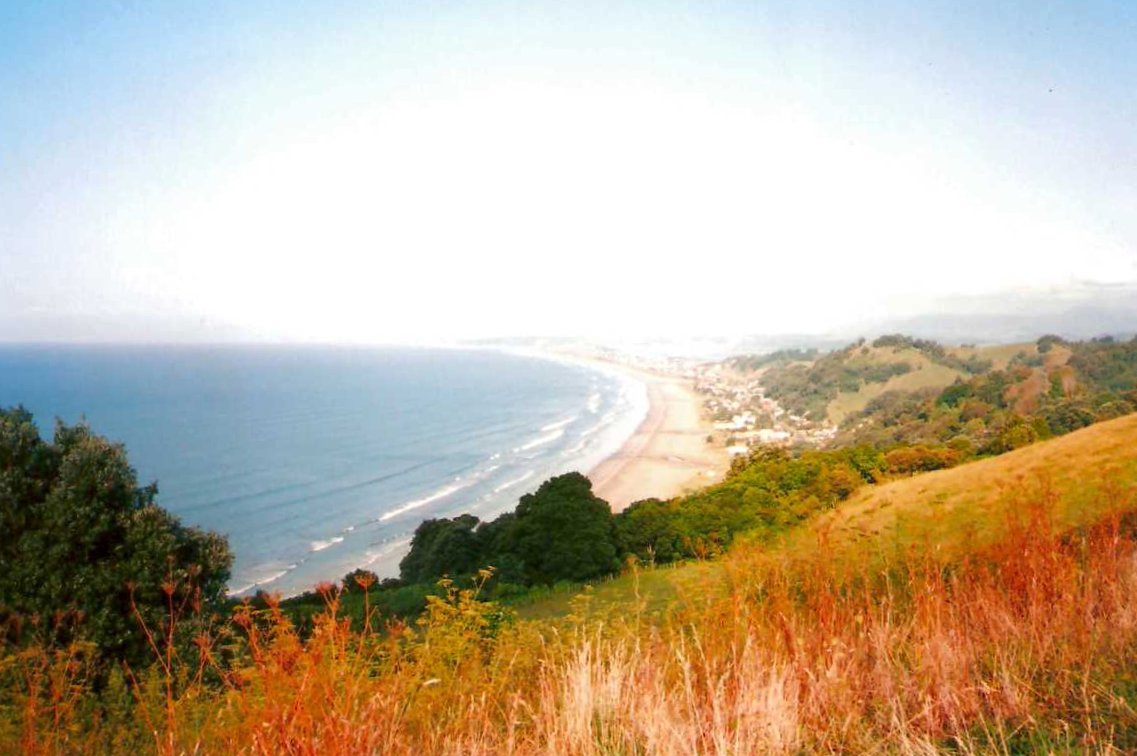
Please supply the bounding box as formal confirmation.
[558,343,840,455]
[694,364,837,454]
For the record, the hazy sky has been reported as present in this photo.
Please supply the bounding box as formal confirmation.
[3,1,1135,343]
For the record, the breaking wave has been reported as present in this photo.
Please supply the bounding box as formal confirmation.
[379,480,472,522]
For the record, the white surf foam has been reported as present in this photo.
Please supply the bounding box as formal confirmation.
[379,480,472,522]
[493,470,535,494]
[541,415,578,432]
[587,392,602,413]
[227,562,299,596]
[310,535,345,552]
[578,414,614,439]
[562,438,589,456]
[356,537,413,570]
[513,428,565,453]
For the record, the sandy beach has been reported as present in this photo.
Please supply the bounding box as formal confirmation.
[588,364,729,511]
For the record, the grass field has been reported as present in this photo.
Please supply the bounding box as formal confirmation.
[797,411,1137,563]
[518,412,1137,624]
[7,414,1137,753]
[827,347,964,424]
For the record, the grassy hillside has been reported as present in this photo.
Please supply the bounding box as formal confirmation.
[5,404,1137,752]
[518,411,1137,623]
[826,347,964,424]
[794,411,1137,562]
[833,335,1136,452]
[739,336,994,424]
[949,341,1039,371]
[739,334,1137,431]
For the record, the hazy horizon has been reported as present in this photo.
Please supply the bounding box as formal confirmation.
[3,2,1135,344]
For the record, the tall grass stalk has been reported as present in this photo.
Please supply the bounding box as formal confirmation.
[3,478,1136,753]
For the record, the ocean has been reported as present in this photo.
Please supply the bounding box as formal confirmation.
[0,345,648,596]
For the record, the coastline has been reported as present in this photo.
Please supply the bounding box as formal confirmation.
[585,361,729,511]
[234,346,723,597]
[494,345,730,511]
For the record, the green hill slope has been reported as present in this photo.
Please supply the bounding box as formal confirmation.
[518,412,1137,621]
[798,410,1137,562]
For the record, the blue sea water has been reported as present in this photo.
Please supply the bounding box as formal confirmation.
[0,345,647,596]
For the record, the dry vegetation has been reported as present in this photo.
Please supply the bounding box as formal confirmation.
[802,412,1137,564]
[5,417,1137,753]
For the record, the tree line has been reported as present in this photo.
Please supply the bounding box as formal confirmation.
[396,444,908,588]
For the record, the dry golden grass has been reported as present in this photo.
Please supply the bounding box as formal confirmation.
[12,478,1133,754]
[798,412,1137,565]
[6,416,1137,754]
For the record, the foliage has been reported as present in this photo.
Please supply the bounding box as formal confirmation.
[398,440,977,601]
[1036,333,1066,353]
[5,475,1137,753]
[399,472,619,588]
[399,514,482,584]
[757,343,914,419]
[615,446,889,564]
[839,336,1137,451]
[505,472,620,585]
[726,348,819,372]
[738,335,993,422]
[277,576,442,634]
[882,444,962,474]
[0,407,232,667]
[1067,334,1137,392]
[872,333,993,373]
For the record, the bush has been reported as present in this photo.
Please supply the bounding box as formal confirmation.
[0,407,232,666]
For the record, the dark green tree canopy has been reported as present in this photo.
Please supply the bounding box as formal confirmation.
[399,514,482,584]
[507,472,619,585]
[398,473,620,587]
[613,498,685,564]
[0,407,232,665]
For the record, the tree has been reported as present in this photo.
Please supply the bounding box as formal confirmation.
[614,498,685,564]
[474,512,526,584]
[937,380,973,408]
[0,407,232,665]
[399,514,482,584]
[504,473,618,585]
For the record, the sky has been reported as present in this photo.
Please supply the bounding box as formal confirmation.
[2,0,1135,344]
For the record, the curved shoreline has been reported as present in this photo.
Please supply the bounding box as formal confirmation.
[237,348,720,597]
[584,361,730,511]
[477,345,730,510]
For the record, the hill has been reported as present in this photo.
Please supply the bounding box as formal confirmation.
[719,335,1137,464]
[825,347,965,425]
[516,410,1137,621]
[4,402,1137,752]
[729,334,998,424]
[793,410,1137,563]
